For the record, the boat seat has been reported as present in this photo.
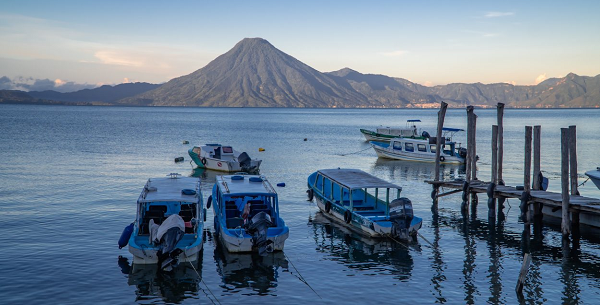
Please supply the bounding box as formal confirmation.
[353,206,375,211]
[226,209,240,218]
[140,210,165,234]
[226,217,244,228]
[148,205,167,213]
[356,211,385,216]
[338,200,365,206]
[250,208,270,218]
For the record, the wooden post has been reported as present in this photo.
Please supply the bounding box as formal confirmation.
[561,128,571,237]
[532,126,541,190]
[569,125,578,195]
[466,106,474,183]
[497,103,505,184]
[471,110,478,181]
[524,126,532,226]
[434,101,448,182]
[516,253,532,295]
[489,125,498,219]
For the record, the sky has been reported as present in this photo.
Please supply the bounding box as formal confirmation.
[1,0,599,91]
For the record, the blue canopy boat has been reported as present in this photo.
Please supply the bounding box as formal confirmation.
[370,127,467,164]
[211,174,289,255]
[307,168,422,241]
[122,173,205,271]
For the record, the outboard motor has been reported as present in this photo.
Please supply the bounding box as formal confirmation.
[421,131,431,139]
[458,147,467,158]
[155,214,186,271]
[238,152,253,172]
[389,198,414,240]
[246,211,274,256]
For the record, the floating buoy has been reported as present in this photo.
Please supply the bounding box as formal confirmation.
[277,182,285,187]
[304,138,307,141]
[182,140,189,144]
[259,148,265,152]
[118,223,134,249]
[174,157,184,162]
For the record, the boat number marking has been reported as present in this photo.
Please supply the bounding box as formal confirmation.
[217,162,222,167]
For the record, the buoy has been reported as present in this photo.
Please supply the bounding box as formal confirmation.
[277,182,285,187]
[174,157,184,162]
[182,140,189,144]
[118,223,134,249]
[304,138,307,141]
[259,148,265,152]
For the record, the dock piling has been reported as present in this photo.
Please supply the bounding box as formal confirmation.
[569,125,578,196]
[561,128,571,238]
[489,125,498,219]
[497,103,505,185]
[432,101,448,211]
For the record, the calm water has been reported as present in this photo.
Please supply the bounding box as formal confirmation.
[1,104,600,304]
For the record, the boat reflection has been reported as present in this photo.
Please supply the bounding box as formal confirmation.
[213,241,289,295]
[311,212,416,281]
[118,255,203,303]
[371,158,466,182]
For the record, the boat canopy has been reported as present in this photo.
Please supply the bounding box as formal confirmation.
[407,119,421,122]
[442,127,464,132]
[317,169,402,190]
[140,176,200,203]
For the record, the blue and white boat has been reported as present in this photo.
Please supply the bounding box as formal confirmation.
[585,167,600,190]
[370,127,467,164]
[307,168,422,241]
[211,174,289,255]
[122,173,205,271]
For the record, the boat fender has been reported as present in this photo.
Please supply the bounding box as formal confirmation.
[201,157,207,165]
[325,201,331,213]
[344,210,352,224]
[439,156,445,162]
[307,189,314,201]
[181,189,196,196]
[486,182,496,198]
[277,182,286,187]
[203,208,207,222]
[206,195,212,209]
[118,223,134,249]
[174,157,184,162]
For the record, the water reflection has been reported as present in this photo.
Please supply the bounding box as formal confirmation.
[190,167,219,184]
[311,212,415,281]
[371,159,466,182]
[118,255,203,303]
[213,238,289,296]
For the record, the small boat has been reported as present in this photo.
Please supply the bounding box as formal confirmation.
[211,174,289,255]
[122,173,205,271]
[585,167,600,190]
[307,168,422,241]
[370,127,467,164]
[360,119,426,142]
[188,144,261,173]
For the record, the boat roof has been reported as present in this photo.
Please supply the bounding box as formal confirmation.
[140,176,200,203]
[216,175,276,196]
[317,168,402,190]
[407,119,421,122]
[442,127,464,132]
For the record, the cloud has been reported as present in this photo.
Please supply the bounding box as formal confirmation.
[94,51,144,67]
[0,76,97,92]
[380,50,408,57]
[534,74,547,85]
[504,80,517,86]
[484,12,515,18]
[422,81,434,87]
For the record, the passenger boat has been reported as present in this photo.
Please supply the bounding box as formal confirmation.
[360,119,425,142]
[188,143,262,173]
[370,127,467,164]
[120,173,205,271]
[211,174,289,255]
[585,167,600,190]
[307,168,422,241]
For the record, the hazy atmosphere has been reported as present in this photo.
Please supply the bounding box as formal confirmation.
[2,0,600,91]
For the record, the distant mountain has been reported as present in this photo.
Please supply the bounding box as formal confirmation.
[28,82,160,103]
[119,38,373,107]
[2,38,599,108]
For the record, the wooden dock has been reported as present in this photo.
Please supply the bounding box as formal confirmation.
[427,179,600,216]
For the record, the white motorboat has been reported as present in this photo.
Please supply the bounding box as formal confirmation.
[188,143,262,173]
[585,167,600,190]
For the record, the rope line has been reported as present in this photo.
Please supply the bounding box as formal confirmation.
[184,253,222,305]
[337,147,372,156]
[283,252,322,299]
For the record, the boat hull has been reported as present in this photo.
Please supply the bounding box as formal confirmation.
[585,170,600,190]
[188,148,261,172]
[129,240,203,264]
[313,196,422,239]
[371,142,465,164]
[216,226,289,253]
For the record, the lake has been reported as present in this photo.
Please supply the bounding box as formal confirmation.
[1,104,599,304]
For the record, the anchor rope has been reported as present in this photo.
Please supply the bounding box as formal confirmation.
[184,252,222,305]
[337,147,372,156]
[283,252,322,299]
[578,177,590,187]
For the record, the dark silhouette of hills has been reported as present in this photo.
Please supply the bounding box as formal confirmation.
[28,82,159,103]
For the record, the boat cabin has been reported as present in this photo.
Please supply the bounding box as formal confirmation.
[136,175,202,236]
[193,144,236,161]
[214,175,281,229]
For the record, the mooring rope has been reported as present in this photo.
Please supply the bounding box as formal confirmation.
[578,177,590,187]
[337,147,372,156]
[283,252,322,299]
[417,232,435,248]
[184,252,222,305]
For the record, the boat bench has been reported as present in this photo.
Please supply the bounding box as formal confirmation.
[226,217,244,228]
[355,211,385,216]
